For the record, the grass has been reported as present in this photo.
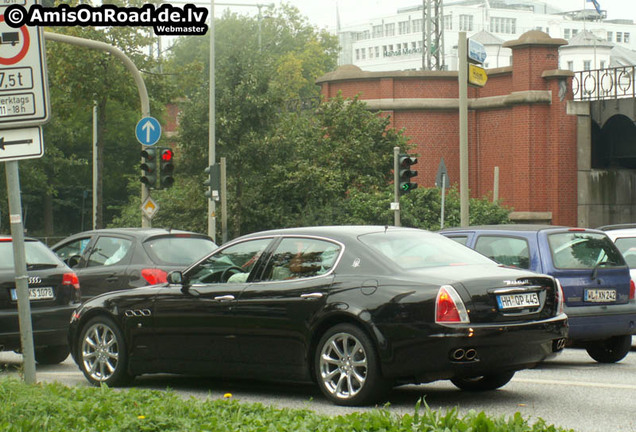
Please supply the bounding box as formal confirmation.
[0,378,575,432]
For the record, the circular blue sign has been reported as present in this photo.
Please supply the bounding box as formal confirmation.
[136,116,162,146]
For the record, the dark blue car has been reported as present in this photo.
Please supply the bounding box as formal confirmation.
[441,225,635,363]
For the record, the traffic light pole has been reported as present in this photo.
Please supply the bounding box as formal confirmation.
[393,146,401,227]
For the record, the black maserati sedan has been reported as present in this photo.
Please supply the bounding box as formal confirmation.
[68,226,568,406]
[1,236,81,364]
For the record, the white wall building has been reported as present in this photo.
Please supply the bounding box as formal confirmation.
[337,0,636,71]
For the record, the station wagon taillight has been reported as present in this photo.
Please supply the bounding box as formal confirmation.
[435,285,470,324]
[141,268,168,285]
[62,272,80,290]
[630,280,635,300]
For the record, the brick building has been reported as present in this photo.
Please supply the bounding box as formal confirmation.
[317,30,577,226]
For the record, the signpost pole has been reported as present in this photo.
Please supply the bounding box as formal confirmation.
[5,161,36,384]
[459,32,469,227]
[440,173,446,229]
[393,146,400,227]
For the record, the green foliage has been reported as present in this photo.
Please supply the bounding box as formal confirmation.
[0,379,575,432]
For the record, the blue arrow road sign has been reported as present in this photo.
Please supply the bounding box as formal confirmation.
[136,116,161,146]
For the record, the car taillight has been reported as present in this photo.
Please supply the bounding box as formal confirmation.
[141,268,168,285]
[62,272,80,290]
[630,279,635,300]
[555,278,565,314]
[435,285,470,324]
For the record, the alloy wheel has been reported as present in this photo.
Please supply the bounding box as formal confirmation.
[81,322,120,382]
[319,331,368,399]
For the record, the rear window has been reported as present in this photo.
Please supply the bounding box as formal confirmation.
[359,230,495,270]
[144,236,218,266]
[0,240,62,270]
[548,232,625,270]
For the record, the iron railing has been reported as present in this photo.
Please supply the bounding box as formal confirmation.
[572,66,636,101]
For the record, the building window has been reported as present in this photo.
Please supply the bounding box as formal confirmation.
[368,47,373,58]
[600,60,606,69]
[617,32,622,43]
[567,61,574,71]
[361,48,366,59]
[385,23,395,36]
[443,14,452,30]
[625,33,630,43]
[584,60,591,70]
[607,31,613,41]
[412,18,422,33]
[372,25,383,38]
[355,49,360,60]
[490,17,516,34]
[398,20,410,35]
[382,45,387,56]
[572,29,578,36]
[564,29,570,39]
[375,46,380,57]
[459,15,473,31]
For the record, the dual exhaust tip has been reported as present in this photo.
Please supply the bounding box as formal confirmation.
[450,348,478,362]
[554,338,567,351]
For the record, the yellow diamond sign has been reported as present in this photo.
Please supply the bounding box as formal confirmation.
[468,64,488,87]
[141,197,159,220]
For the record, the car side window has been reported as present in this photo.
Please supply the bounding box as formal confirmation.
[262,238,341,281]
[614,237,636,268]
[475,236,530,269]
[87,237,133,267]
[446,235,468,246]
[54,237,91,263]
[187,238,271,284]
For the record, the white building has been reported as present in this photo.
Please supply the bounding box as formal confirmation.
[338,0,636,71]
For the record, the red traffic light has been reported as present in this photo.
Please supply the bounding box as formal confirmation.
[161,148,174,161]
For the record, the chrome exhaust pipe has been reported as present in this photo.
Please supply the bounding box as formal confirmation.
[451,348,465,361]
[465,348,478,361]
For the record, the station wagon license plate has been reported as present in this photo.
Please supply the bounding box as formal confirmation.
[584,289,616,303]
[497,292,540,310]
[10,287,54,301]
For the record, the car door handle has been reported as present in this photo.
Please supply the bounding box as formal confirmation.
[105,276,118,282]
[214,295,235,302]
[300,292,323,300]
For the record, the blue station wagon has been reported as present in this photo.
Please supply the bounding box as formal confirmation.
[440,225,636,363]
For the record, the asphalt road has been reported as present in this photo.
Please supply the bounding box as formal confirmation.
[1,346,635,432]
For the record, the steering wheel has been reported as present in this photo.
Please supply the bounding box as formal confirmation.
[221,266,244,282]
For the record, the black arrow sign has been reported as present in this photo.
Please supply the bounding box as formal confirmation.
[0,137,33,150]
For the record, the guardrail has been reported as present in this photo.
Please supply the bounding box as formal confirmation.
[572,66,636,100]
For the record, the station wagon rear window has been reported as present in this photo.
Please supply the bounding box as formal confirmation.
[548,232,625,269]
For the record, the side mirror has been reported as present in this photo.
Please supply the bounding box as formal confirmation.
[67,255,82,268]
[167,271,183,285]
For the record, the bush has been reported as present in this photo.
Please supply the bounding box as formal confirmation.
[0,379,574,432]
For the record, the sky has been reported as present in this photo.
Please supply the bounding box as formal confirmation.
[215,1,636,32]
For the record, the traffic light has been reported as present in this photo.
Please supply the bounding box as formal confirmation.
[398,154,418,195]
[140,147,158,189]
[159,147,175,189]
[204,164,220,201]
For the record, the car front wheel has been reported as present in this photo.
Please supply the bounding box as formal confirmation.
[585,335,632,363]
[451,371,516,391]
[315,324,389,406]
[78,316,132,386]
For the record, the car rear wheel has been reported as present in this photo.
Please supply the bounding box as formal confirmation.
[585,335,632,363]
[451,371,515,391]
[34,345,69,365]
[78,316,132,386]
[315,324,389,406]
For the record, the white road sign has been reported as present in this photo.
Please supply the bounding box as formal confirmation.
[0,125,43,161]
[0,0,50,129]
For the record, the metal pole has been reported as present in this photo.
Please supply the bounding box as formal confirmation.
[393,146,401,227]
[458,32,469,227]
[208,0,217,241]
[5,161,36,384]
[440,173,446,229]
[493,166,499,202]
[92,102,98,230]
[221,157,228,244]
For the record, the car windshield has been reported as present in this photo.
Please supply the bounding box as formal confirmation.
[0,240,62,270]
[359,230,495,270]
[144,236,218,266]
[548,232,625,269]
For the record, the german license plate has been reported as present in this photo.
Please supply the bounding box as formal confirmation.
[584,289,616,302]
[10,287,54,301]
[497,292,540,310]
